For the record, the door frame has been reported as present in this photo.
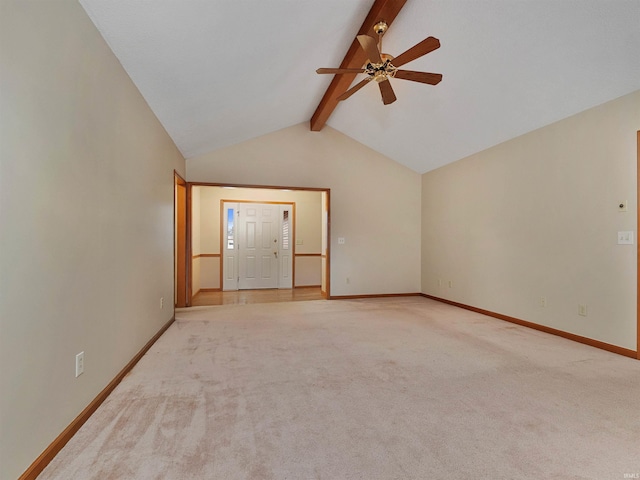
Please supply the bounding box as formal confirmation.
[188,182,330,299]
[174,172,188,308]
[221,200,295,291]
[636,131,639,360]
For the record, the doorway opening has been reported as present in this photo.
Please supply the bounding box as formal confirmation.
[188,183,330,306]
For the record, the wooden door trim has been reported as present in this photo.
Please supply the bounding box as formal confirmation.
[326,190,331,298]
[637,131,639,360]
[190,181,328,192]
[186,182,192,306]
[174,172,188,308]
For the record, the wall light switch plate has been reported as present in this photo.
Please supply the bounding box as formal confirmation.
[75,351,84,377]
[618,231,634,245]
[337,237,345,245]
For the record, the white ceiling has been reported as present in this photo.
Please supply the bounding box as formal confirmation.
[79,0,640,174]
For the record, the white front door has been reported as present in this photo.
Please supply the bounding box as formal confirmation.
[238,203,279,289]
[222,202,293,290]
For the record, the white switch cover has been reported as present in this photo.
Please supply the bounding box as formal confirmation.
[337,237,345,244]
[75,351,84,377]
[618,231,634,245]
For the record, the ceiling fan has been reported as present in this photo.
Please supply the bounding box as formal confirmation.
[316,21,442,105]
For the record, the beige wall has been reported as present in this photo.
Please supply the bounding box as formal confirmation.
[191,186,323,290]
[187,124,422,296]
[422,90,640,350]
[0,2,185,478]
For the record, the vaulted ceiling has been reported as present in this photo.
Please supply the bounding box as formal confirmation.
[79,0,640,173]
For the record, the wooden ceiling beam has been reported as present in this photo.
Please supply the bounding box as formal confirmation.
[310,0,408,131]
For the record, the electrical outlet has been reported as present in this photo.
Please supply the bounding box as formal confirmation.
[539,296,547,308]
[337,237,346,245]
[578,304,588,317]
[75,352,84,378]
[618,200,628,212]
[346,277,350,284]
[438,279,443,287]
[448,280,453,288]
[160,297,164,309]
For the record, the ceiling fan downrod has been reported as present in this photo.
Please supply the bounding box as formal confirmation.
[374,21,389,58]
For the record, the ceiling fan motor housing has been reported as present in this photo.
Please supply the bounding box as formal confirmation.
[366,59,397,82]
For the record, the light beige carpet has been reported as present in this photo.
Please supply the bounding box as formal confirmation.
[39,297,640,479]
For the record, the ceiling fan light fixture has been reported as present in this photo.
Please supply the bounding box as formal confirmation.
[374,71,387,83]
